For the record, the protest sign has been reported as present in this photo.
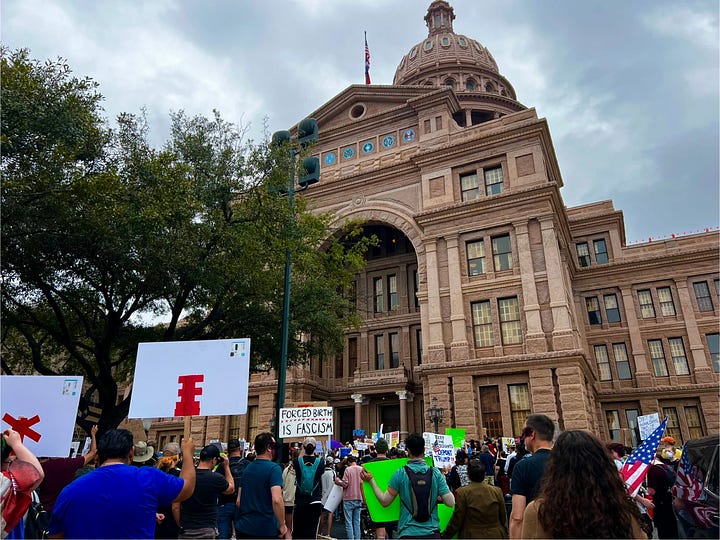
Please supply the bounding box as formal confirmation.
[1,375,84,457]
[445,428,466,449]
[129,339,250,418]
[423,432,455,468]
[638,413,660,441]
[362,458,454,530]
[279,407,333,438]
[501,437,516,452]
[384,431,399,448]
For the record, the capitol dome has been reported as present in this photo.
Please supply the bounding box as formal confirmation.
[394,1,518,102]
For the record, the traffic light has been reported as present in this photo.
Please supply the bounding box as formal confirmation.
[271,130,292,147]
[298,156,320,188]
[297,118,318,148]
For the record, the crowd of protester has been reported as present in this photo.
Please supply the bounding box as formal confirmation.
[0,412,686,539]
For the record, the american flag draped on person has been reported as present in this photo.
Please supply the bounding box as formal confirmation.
[364,31,371,85]
[620,417,668,496]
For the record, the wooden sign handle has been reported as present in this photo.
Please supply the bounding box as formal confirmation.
[184,416,191,440]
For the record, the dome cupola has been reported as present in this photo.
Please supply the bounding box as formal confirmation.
[393,0,518,103]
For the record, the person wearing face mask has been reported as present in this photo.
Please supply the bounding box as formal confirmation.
[659,437,681,468]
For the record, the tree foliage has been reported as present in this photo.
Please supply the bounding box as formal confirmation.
[1,48,371,432]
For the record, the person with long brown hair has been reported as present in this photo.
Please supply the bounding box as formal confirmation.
[521,430,647,539]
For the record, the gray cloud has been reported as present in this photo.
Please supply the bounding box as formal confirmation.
[2,0,717,241]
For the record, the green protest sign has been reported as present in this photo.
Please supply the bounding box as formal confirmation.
[445,428,466,449]
[361,458,454,531]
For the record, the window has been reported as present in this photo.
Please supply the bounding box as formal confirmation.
[648,339,669,376]
[586,297,602,325]
[638,290,656,318]
[416,329,422,365]
[460,172,480,201]
[715,278,720,300]
[625,409,640,447]
[388,275,398,310]
[247,405,258,443]
[499,297,522,344]
[576,243,591,267]
[375,335,385,369]
[594,345,612,381]
[613,343,632,380]
[465,79,475,90]
[436,116,443,130]
[228,415,242,441]
[606,410,621,441]
[668,338,690,375]
[467,240,486,276]
[492,234,512,271]
[413,269,420,308]
[471,301,494,347]
[694,281,714,312]
[508,384,530,437]
[373,277,384,313]
[423,119,432,134]
[484,166,503,195]
[594,239,609,264]
[663,407,682,445]
[389,332,400,368]
[657,287,676,316]
[604,294,621,323]
[685,406,704,439]
[707,333,719,372]
[348,337,358,374]
[335,346,344,378]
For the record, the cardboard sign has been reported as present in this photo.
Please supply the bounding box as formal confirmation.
[362,458,454,530]
[1,375,84,457]
[423,432,455,468]
[129,339,250,418]
[445,428,466,449]
[279,407,333,438]
[384,431,399,448]
[638,413,660,441]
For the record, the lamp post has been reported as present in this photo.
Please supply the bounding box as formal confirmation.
[427,397,444,434]
[271,119,320,461]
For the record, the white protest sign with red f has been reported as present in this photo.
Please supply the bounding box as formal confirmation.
[128,338,250,419]
[1,375,84,457]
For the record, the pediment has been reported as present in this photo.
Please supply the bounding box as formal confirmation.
[304,85,450,137]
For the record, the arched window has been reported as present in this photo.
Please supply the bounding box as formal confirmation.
[485,82,495,93]
[466,79,476,91]
[445,78,456,90]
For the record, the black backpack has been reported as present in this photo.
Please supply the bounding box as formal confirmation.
[402,465,434,523]
[24,492,49,540]
[230,458,250,491]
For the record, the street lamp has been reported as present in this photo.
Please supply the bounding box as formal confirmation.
[271,118,320,460]
[427,397,444,434]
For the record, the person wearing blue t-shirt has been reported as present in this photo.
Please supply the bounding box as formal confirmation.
[361,433,455,539]
[48,429,196,539]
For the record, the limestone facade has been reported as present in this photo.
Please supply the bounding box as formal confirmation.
[149,1,718,451]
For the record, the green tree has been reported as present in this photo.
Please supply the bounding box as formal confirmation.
[1,48,370,432]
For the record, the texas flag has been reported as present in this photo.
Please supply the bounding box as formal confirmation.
[365,32,371,85]
[620,417,668,496]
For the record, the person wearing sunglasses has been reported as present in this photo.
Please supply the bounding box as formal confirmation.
[508,414,554,539]
[235,433,288,539]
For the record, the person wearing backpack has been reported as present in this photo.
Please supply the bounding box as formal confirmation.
[361,433,455,538]
[291,437,325,539]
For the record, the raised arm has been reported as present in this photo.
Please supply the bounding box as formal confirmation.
[83,425,98,465]
[173,437,196,503]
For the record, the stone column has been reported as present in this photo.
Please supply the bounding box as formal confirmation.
[556,365,593,430]
[514,221,547,352]
[675,279,713,382]
[396,390,409,440]
[619,286,652,386]
[424,239,446,362]
[351,393,364,431]
[539,217,575,350]
[446,235,469,361]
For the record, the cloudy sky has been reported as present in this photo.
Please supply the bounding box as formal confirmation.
[3,0,718,242]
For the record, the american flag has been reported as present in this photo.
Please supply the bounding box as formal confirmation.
[364,32,371,85]
[620,417,668,497]
[672,447,704,502]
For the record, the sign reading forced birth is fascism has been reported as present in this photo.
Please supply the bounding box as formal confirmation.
[129,339,251,418]
[279,407,333,438]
